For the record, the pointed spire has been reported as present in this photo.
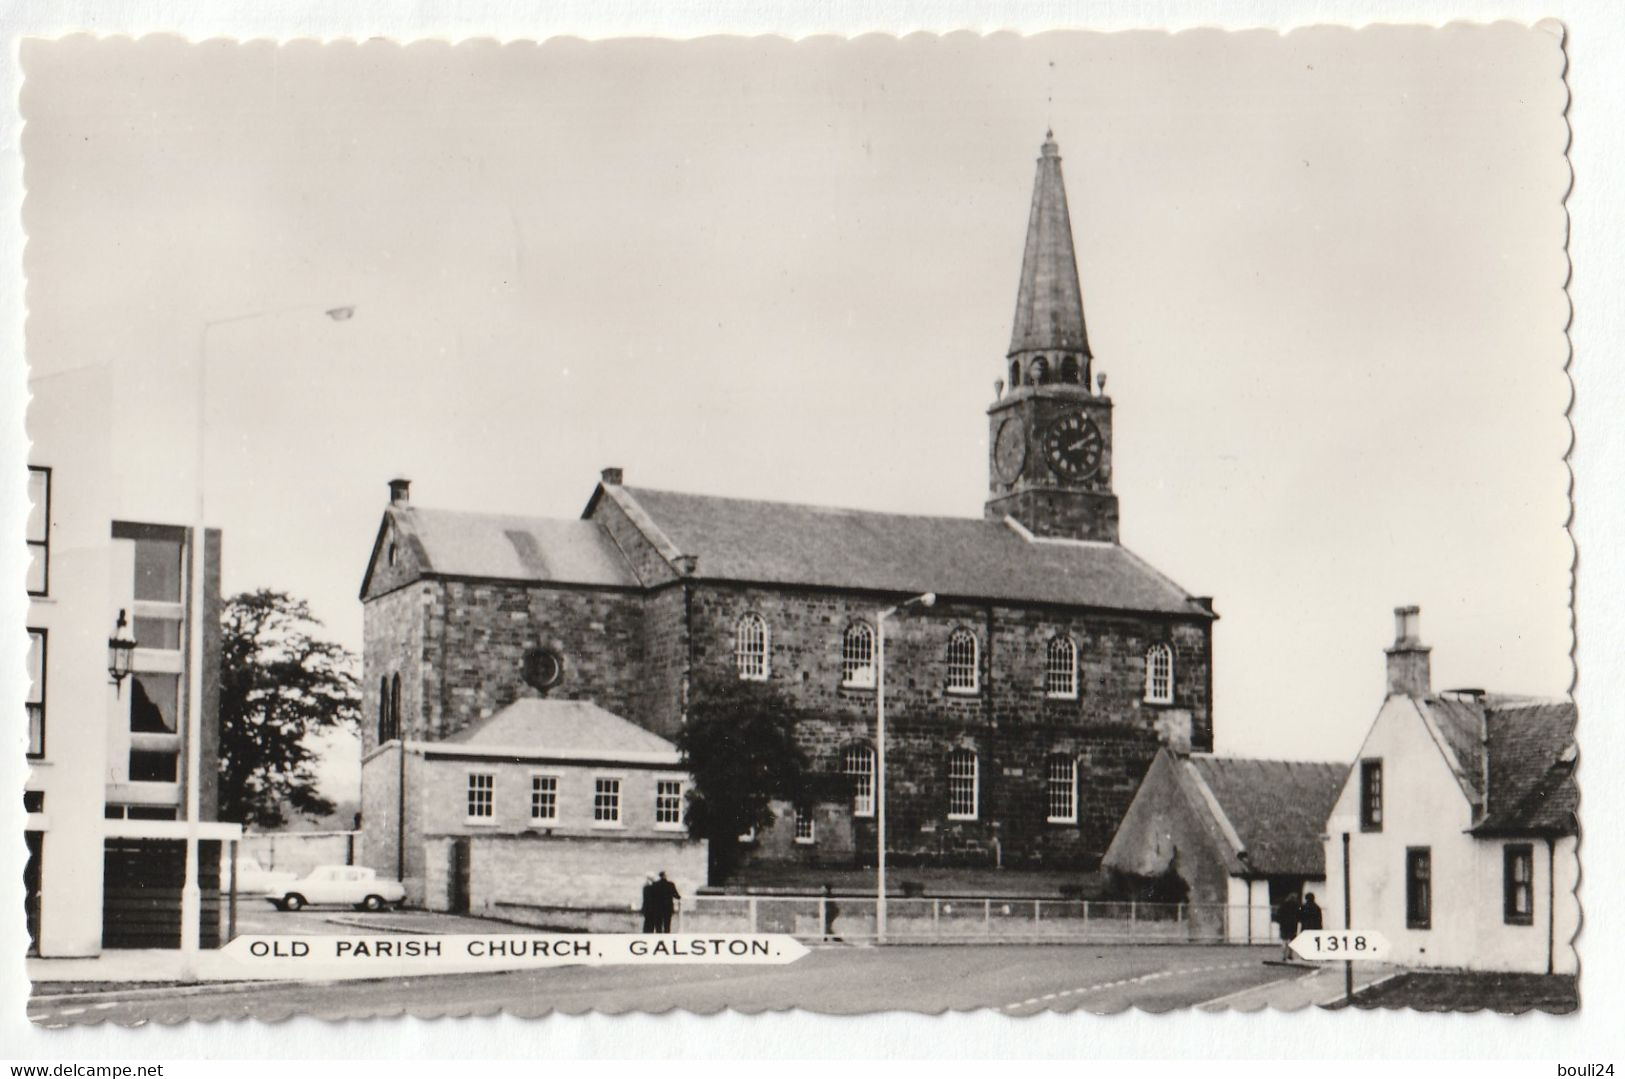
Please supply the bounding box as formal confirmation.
[1008,131,1091,359]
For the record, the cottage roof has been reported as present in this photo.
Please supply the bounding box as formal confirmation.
[607,484,1211,616]
[1182,755,1347,878]
[431,699,680,765]
[1473,697,1577,836]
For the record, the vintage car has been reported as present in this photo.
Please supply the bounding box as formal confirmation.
[266,865,406,912]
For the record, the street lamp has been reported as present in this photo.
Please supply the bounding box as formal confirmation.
[107,609,136,693]
[874,590,935,944]
[179,302,354,968]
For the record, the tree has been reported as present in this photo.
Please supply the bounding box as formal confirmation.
[219,590,360,828]
[676,680,827,880]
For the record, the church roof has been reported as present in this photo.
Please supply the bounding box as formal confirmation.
[1008,132,1091,359]
[392,506,640,588]
[1182,755,1347,878]
[610,484,1213,616]
[431,698,680,764]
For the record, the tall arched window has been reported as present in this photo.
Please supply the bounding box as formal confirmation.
[946,629,979,693]
[842,622,876,688]
[735,613,769,681]
[843,743,876,818]
[1060,355,1081,384]
[1046,636,1078,698]
[378,675,391,743]
[1009,359,1022,388]
[1145,643,1174,704]
[1031,355,1050,384]
[389,673,402,740]
[1046,755,1078,823]
[947,748,979,819]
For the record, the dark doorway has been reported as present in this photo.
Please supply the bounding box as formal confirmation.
[24,831,42,955]
[451,838,471,914]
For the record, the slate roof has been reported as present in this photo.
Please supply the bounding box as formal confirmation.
[1009,133,1092,358]
[394,506,640,588]
[614,485,1211,616]
[1473,698,1578,836]
[435,699,679,763]
[1183,755,1348,878]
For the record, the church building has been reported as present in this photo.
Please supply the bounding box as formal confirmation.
[358,133,1217,898]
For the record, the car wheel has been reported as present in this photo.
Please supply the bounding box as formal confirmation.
[361,894,385,912]
[282,893,305,912]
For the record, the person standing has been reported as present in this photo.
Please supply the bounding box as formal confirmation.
[821,883,841,943]
[1275,892,1301,962]
[652,871,681,933]
[639,876,657,933]
[1299,892,1324,932]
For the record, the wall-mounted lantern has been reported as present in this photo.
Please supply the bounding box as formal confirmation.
[108,609,137,694]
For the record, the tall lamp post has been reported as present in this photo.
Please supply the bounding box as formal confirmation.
[179,302,354,968]
[874,591,935,945]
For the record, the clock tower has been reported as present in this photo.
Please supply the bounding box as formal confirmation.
[985,131,1119,543]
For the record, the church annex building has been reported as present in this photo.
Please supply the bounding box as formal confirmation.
[357,134,1216,902]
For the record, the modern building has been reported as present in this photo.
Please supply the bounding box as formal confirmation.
[364,698,704,922]
[359,133,1217,899]
[1321,607,1579,973]
[1102,748,1345,942]
[24,362,238,956]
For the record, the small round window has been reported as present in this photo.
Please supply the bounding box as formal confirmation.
[522,647,565,691]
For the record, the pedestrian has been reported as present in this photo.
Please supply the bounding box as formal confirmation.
[651,870,681,933]
[639,875,657,933]
[1275,892,1300,962]
[821,883,841,943]
[1299,892,1323,932]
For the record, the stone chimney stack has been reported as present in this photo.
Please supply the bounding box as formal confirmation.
[1385,604,1432,698]
[601,467,624,486]
[388,478,411,505]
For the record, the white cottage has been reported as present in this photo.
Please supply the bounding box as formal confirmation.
[1322,607,1578,974]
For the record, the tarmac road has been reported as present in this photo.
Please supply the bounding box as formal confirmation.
[28,943,1295,1025]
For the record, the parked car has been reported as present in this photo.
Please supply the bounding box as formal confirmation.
[266,865,406,912]
[233,855,298,897]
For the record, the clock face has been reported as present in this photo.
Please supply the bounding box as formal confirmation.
[1042,414,1105,479]
[993,417,1027,483]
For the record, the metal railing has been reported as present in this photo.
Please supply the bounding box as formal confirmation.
[678,895,1271,945]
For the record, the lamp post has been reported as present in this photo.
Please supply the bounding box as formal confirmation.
[874,591,935,945]
[178,302,354,967]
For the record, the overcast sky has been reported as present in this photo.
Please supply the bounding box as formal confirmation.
[21,26,1571,791]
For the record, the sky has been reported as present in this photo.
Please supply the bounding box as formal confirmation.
[19,26,1572,794]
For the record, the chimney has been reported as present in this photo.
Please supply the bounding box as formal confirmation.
[1385,604,1432,698]
[600,467,623,486]
[673,554,699,576]
[388,478,411,505]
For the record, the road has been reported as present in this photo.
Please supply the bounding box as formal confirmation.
[29,941,1297,1025]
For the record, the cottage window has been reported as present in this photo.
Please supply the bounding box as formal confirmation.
[530,775,558,823]
[1406,847,1432,929]
[466,773,495,821]
[947,629,979,693]
[794,807,816,844]
[1046,636,1079,698]
[1046,755,1078,823]
[1360,759,1383,831]
[26,628,45,758]
[735,614,769,681]
[656,779,685,829]
[844,743,876,818]
[841,622,876,688]
[1144,644,1173,704]
[1504,844,1534,926]
[26,467,49,596]
[948,748,979,819]
[593,777,623,826]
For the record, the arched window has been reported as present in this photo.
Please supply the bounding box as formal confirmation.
[735,613,769,681]
[1060,355,1081,384]
[1031,355,1050,384]
[844,743,876,818]
[1046,755,1078,823]
[1145,644,1174,704]
[1046,636,1078,698]
[378,675,391,743]
[946,629,979,693]
[842,622,876,688]
[389,673,402,739]
[1009,359,1022,388]
[947,748,979,819]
